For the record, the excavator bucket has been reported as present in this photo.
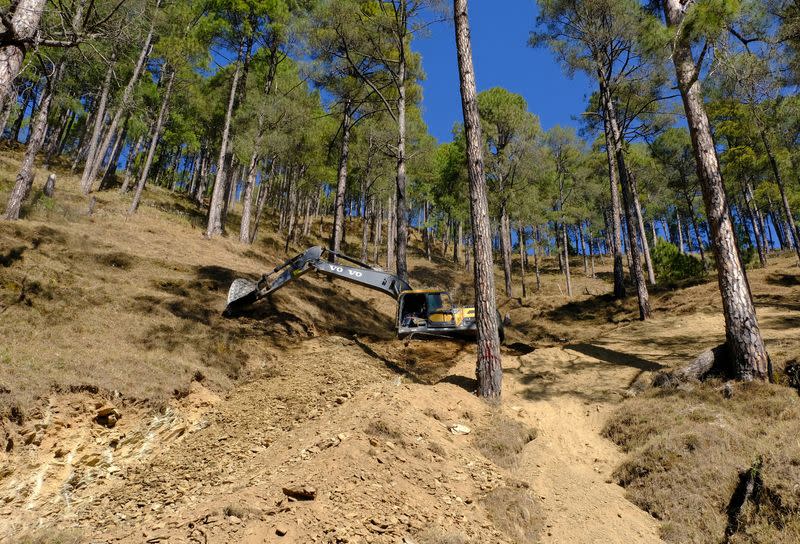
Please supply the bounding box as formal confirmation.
[224,278,260,316]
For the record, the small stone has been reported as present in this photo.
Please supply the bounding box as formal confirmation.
[282,485,316,501]
[449,424,471,435]
[96,404,117,417]
[228,515,241,524]
[276,524,289,536]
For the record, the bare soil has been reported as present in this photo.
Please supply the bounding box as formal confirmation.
[1,152,799,543]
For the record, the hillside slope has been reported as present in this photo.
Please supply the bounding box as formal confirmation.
[1,154,799,543]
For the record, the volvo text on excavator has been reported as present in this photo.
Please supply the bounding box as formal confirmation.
[224,246,504,341]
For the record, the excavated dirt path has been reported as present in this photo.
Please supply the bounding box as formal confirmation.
[504,345,663,544]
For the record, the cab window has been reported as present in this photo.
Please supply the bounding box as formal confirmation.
[426,293,452,313]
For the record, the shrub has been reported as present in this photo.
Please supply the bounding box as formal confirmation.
[652,240,705,282]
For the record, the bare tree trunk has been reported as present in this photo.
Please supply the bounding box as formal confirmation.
[601,103,626,299]
[663,0,770,381]
[129,70,175,214]
[499,203,514,297]
[518,224,527,298]
[79,54,115,191]
[562,223,572,297]
[195,146,210,204]
[373,199,383,263]
[3,62,63,220]
[387,194,396,271]
[206,57,242,238]
[579,221,589,276]
[330,103,352,259]
[361,192,371,262]
[454,220,461,264]
[455,0,502,400]
[0,92,13,138]
[631,179,656,285]
[395,44,409,283]
[250,159,275,244]
[602,96,651,320]
[0,0,46,107]
[676,211,685,253]
[99,118,128,189]
[239,152,259,243]
[760,131,800,264]
[534,225,542,291]
[120,135,143,193]
[684,193,707,266]
[82,24,154,194]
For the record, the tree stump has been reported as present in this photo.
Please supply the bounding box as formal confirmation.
[43,173,56,197]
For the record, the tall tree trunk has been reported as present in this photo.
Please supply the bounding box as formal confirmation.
[631,178,656,285]
[0,92,13,138]
[454,220,461,264]
[760,130,800,264]
[250,159,275,244]
[534,226,542,290]
[99,118,128,189]
[684,192,707,266]
[743,186,767,268]
[3,62,63,220]
[120,134,143,194]
[82,23,154,194]
[602,94,651,320]
[239,152,259,243]
[562,223,572,297]
[0,0,46,107]
[330,102,352,259]
[499,202,514,297]
[394,35,409,283]
[518,224,527,298]
[79,54,115,191]
[206,56,242,238]
[579,221,589,276]
[361,193,371,262]
[128,70,175,214]
[601,100,626,299]
[455,0,502,400]
[663,0,770,381]
[373,199,383,263]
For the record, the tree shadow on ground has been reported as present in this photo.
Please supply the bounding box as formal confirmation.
[766,273,800,287]
[546,293,633,324]
[437,374,478,394]
[0,246,25,267]
[564,343,666,372]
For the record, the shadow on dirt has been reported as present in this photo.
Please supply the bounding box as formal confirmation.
[766,273,800,287]
[565,343,666,372]
[0,246,25,267]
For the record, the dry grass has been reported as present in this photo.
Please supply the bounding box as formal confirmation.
[15,528,84,544]
[474,413,537,469]
[365,417,404,442]
[482,484,543,543]
[416,529,471,544]
[604,381,800,543]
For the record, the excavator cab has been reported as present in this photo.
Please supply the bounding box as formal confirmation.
[397,290,479,339]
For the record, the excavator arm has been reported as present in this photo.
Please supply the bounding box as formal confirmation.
[224,246,411,316]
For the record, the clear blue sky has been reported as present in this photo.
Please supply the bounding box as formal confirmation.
[414,0,594,143]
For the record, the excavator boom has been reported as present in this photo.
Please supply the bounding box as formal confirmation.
[225,246,411,315]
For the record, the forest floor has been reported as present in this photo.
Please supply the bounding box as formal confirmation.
[1,150,799,543]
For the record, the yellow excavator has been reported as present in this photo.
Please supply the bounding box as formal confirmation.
[225,246,504,341]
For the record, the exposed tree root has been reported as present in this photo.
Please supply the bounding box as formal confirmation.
[652,343,729,388]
